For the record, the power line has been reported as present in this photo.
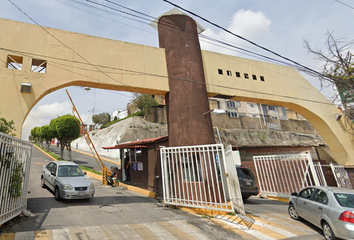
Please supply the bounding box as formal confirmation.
[0,46,334,106]
[7,0,128,88]
[59,0,309,70]
[54,0,156,35]
[4,2,335,106]
[335,0,354,10]
[161,0,334,82]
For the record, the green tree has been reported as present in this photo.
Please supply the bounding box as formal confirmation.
[92,112,111,126]
[50,115,80,160]
[304,32,354,122]
[131,93,158,115]
[30,127,42,144]
[0,114,16,136]
[41,125,55,151]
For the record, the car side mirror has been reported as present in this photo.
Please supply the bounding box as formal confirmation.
[51,171,56,176]
[291,192,298,196]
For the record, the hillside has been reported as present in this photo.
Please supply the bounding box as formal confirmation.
[71,117,168,159]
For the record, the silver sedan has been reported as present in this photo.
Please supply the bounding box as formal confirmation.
[288,186,354,240]
[41,161,95,200]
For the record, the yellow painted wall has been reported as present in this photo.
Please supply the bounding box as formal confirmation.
[0,18,353,166]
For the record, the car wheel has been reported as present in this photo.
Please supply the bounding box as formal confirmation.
[54,187,61,201]
[41,176,46,188]
[288,204,300,220]
[322,222,336,240]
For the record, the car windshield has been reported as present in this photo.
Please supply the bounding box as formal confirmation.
[334,193,354,208]
[237,167,254,179]
[58,165,84,177]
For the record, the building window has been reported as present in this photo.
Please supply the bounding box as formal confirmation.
[228,112,238,118]
[31,59,47,73]
[249,103,255,108]
[260,76,265,81]
[252,74,257,80]
[235,72,241,77]
[227,101,236,108]
[6,55,23,70]
[236,101,241,107]
[238,112,247,117]
[218,69,223,75]
[268,106,276,111]
[227,70,232,76]
[244,73,249,79]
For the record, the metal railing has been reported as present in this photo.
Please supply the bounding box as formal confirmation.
[160,144,238,213]
[0,133,32,225]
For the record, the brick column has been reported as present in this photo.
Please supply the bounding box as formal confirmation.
[157,13,215,147]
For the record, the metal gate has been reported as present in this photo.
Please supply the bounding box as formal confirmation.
[160,144,244,214]
[253,153,320,198]
[314,162,327,186]
[330,163,353,189]
[0,133,32,225]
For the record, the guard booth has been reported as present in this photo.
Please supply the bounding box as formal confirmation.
[103,136,168,196]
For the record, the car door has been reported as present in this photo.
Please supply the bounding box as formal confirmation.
[296,187,316,221]
[46,163,57,191]
[305,189,329,227]
[43,162,55,189]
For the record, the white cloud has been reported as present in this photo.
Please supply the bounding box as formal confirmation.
[201,9,271,55]
[21,102,72,140]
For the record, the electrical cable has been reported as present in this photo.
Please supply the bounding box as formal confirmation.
[161,0,335,82]
[334,0,354,10]
[62,0,310,70]
[7,0,128,87]
[0,46,334,106]
[4,1,336,106]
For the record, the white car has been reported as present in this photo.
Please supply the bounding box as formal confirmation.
[288,186,354,240]
[41,161,95,200]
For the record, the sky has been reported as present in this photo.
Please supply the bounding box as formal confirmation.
[0,0,353,140]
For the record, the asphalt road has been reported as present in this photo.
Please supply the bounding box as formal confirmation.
[0,146,325,240]
[0,146,245,240]
[48,145,121,172]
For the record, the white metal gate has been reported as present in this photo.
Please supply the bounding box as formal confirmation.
[0,132,32,225]
[253,153,320,198]
[314,162,327,186]
[160,144,244,214]
[330,163,353,189]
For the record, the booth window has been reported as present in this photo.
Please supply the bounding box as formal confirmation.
[6,55,23,70]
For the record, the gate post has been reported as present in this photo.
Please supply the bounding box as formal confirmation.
[307,153,320,186]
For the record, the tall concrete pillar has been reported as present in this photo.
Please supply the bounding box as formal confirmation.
[156,10,215,147]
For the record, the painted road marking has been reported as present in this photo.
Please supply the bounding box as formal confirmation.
[1,217,323,240]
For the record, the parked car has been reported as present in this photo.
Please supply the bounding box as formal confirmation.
[288,186,354,240]
[236,165,259,200]
[41,161,95,200]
